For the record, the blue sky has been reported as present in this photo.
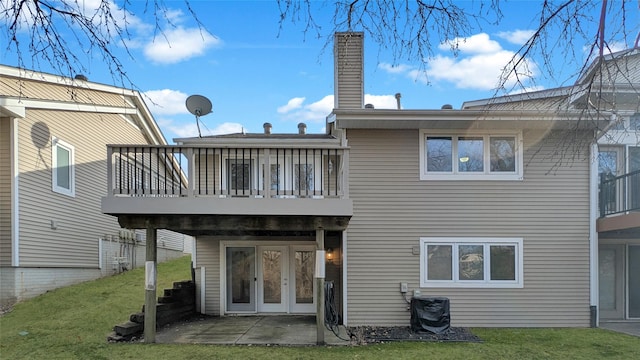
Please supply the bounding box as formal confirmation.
[2,1,636,142]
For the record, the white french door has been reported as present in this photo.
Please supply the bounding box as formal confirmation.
[226,244,316,314]
[258,246,289,312]
[289,246,316,313]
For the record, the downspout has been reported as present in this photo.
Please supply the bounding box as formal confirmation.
[589,141,599,327]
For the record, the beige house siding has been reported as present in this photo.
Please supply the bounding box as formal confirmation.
[0,117,12,266]
[0,76,135,108]
[195,236,221,315]
[344,128,591,327]
[334,33,364,110]
[17,109,148,267]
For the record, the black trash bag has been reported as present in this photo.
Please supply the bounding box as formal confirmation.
[410,296,450,334]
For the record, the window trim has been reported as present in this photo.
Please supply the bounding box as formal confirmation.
[419,237,524,288]
[52,138,75,197]
[419,130,524,180]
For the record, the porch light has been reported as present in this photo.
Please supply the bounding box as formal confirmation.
[326,248,333,262]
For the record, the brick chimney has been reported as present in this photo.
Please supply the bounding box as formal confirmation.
[334,32,364,110]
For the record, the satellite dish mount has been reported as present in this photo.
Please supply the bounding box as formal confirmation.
[185,95,213,138]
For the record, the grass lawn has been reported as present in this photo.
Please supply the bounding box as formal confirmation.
[1,256,639,359]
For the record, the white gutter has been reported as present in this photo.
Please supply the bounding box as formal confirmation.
[11,117,20,266]
[589,141,599,326]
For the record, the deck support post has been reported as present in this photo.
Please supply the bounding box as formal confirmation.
[144,225,157,343]
[316,228,325,345]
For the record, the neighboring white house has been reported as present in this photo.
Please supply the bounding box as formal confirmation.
[0,66,192,306]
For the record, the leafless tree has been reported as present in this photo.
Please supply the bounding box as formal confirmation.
[1,0,202,87]
[278,0,639,168]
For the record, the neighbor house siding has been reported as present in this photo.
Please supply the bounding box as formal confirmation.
[0,117,12,266]
[195,236,221,316]
[345,128,591,327]
[17,109,148,267]
[0,76,135,108]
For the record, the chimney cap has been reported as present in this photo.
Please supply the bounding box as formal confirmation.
[297,122,307,134]
[263,122,272,134]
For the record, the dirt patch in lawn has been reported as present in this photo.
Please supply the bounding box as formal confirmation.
[348,326,481,344]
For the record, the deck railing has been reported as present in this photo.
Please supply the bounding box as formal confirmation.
[106,145,348,199]
[599,170,640,217]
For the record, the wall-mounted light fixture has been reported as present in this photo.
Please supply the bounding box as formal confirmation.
[326,247,333,262]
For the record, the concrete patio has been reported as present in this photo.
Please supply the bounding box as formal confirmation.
[599,321,640,337]
[155,315,351,345]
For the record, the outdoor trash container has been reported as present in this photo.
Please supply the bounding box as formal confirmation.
[410,296,450,334]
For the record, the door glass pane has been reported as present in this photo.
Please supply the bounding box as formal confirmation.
[427,245,452,280]
[458,137,484,172]
[630,147,640,172]
[490,137,516,172]
[295,251,314,304]
[426,137,452,172]
[490,245,516,280]
[459,245,484,280]
[598,151,618,176]
[262,250,282,304]
[271,164,281,191]
[599,248,617,310]
[629,246,640,318]
[226,247,255,311]
[228,159,251,190]
[630,113,640,130]
[295,164,314,191]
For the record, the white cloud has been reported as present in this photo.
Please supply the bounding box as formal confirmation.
[379,63,413,74]
[277,97,305,113]
[426,50,534,90]
[144,27,221,64]
[208,122,244,135]
[143,89,189,116]
[496,29,535,45]
[277,95,334,123]
[159,118,244,138]
[383,33,538,91]
[277,93,400,123]
[364,94,399,109]
[439,33,502,54]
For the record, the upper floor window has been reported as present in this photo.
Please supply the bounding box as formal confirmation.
[52,138,75,196]
[419,130,523,180]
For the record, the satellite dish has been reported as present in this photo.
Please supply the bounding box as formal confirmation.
[185,95,212,137]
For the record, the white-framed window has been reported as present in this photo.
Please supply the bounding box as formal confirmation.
[419,237,524,288]
[419,130,523,180]
[52,138,75,196]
